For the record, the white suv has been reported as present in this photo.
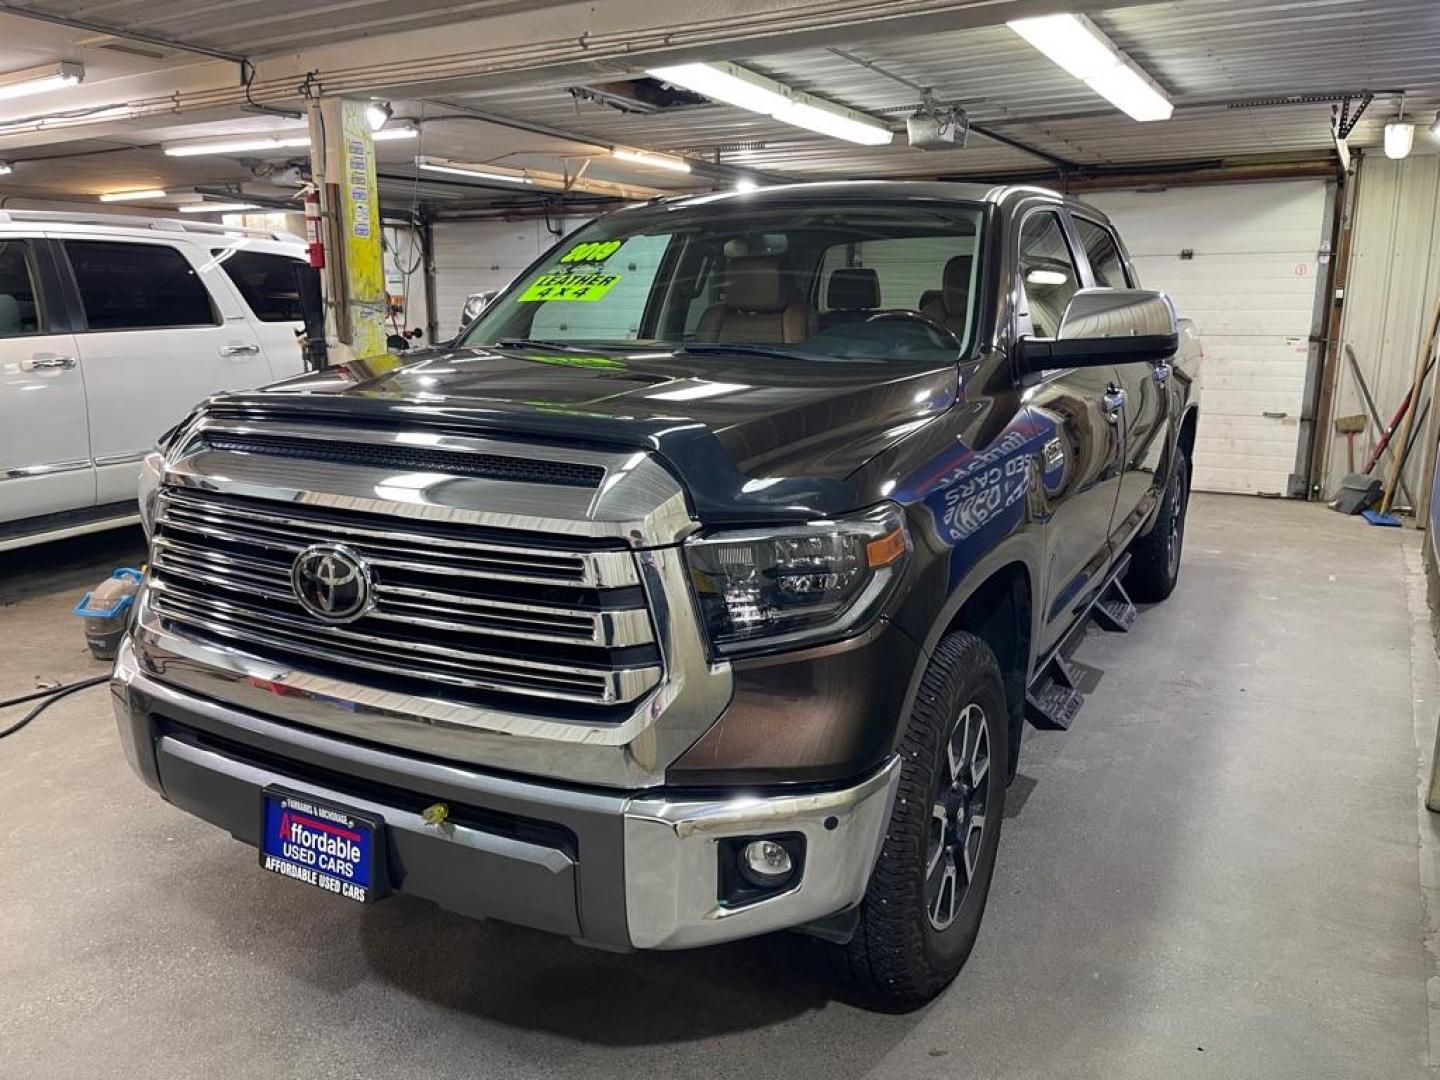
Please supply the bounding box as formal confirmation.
[0,210,316,551]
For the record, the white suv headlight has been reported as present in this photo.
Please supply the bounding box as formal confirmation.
[137,450,164,540]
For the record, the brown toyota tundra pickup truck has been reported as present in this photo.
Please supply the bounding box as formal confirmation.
[115,181,1200,1005]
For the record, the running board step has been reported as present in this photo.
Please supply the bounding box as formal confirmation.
[1026,683,1084,731]
[1093,556,1137,632]
[1025,652,1082,731]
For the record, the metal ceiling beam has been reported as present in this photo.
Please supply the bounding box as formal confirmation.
[0,2,246,63]
[418,98,791,185]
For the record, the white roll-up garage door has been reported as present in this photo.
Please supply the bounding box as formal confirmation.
[1084,180,1331,496]
[432,216,588,337]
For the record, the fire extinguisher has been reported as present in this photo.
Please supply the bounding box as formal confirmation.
[303,186,325,269]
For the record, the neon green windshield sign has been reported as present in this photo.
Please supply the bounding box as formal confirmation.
[518,272,621,303]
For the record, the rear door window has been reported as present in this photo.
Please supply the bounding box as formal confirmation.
[64,240,219,331]
[214,248,314,322]
[0,239,44,336]
[1071,217,1130,288]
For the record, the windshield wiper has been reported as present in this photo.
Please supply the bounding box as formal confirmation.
[491,337,597,352]
[680,341,826,363]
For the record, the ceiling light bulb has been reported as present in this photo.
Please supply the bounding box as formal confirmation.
[1008,14,1173,122]
[1384,121,1415,160]
[365,100,393,132]
[178,202,260,214]
[99,189,166,202]
[414,156,532,184]
[734,178,758,192]
[0,61,84,103]
[371,124,417,142]
[646,60,892,146]
[610,148,692,173]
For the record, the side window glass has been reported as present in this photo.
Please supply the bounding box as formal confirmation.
[1072,217,1130,288]
[65,240,218,331]
[1016,212,1081,338]
[0,239,43,337]
[214,248,315,322]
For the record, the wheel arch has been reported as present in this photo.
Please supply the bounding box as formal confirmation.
[895,543,1041,780]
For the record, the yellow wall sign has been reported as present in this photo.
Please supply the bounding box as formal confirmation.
[519,273,621,303]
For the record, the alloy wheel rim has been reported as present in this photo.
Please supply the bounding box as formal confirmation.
[1167,480,1187,577]
[926,701,990,931]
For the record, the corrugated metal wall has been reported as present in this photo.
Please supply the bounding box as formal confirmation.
[1328,155,1440,503]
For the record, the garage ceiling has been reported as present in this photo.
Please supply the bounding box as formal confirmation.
[0,0,1433,213]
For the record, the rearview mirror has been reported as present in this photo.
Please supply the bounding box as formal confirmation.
[1017,288,1178,373]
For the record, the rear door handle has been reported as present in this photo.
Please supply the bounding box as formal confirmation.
[1101,385,1126,421]
[219,343,261,357]
[22,353,76,370]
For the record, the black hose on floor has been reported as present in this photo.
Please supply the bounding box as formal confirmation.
[0,675,110,740]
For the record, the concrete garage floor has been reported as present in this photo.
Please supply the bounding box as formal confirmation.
[0,494,1435,1079]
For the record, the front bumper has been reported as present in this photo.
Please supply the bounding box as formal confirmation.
[112,638,899,950]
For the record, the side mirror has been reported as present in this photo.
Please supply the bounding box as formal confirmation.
[1017,288,1178,374]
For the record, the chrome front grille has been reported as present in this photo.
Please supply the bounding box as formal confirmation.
[148,488,662,709]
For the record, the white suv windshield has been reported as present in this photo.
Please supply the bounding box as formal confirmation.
[460,200,986,365]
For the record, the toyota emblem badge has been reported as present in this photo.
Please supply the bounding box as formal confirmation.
[291,543,373,624]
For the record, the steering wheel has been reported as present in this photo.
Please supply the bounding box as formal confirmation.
[864,309,962,350]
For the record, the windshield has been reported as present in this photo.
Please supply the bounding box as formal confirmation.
[459,198,986,365]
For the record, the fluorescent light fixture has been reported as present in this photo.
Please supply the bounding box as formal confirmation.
[415,156,532,184]
[99,189,166,202]
[1026,269,1069,286]
[734,177,759,192]
[164,130,310,157]
[365,100,393,132]
[0,60,83,103]
[610,147,692,173]
[179,202,260,214]
[164,123,415,157]
[1384,120,1415,160]
[648,60,893,146]
[647,381,748,402]
[0,162,12,176]
[1008,14,1173,122]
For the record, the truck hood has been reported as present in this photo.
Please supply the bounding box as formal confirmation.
[233,343,959,522]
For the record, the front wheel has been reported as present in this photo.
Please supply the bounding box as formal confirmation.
[828,631,1008,1006]
[1125,452,1190,603]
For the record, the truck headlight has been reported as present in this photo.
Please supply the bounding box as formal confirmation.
[684,504,910,656]
[137,450,164,541]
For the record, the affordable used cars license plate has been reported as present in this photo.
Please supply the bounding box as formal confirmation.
[259,788,385,903]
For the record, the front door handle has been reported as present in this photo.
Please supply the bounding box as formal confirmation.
[219,343,261,357]
[1101,385,1126,422]
[23,353,76,370]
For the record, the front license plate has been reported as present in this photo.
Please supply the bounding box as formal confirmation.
[259,788,386,904]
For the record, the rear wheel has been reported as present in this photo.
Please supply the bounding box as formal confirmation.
[1125,452,1189,603]
[828,631,1007,1006]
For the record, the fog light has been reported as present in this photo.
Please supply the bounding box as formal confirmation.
[740,839,793,885]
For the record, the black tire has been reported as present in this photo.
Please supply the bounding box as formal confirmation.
[1125,452,1190,603]
[829,631,1008,1006]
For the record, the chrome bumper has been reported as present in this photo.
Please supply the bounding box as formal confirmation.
[113,638,899,950]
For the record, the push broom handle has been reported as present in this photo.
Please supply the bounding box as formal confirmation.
[1381,297,1440,515]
